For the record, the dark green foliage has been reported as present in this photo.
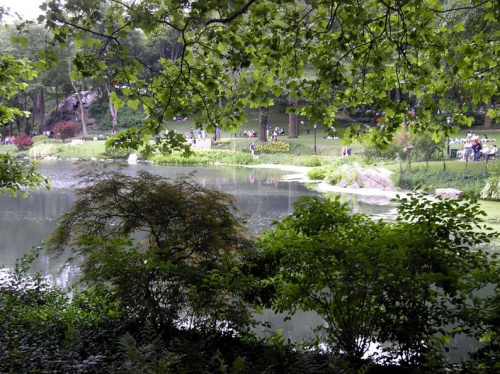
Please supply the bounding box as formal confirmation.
[0,250,124,373]
[89,103,145,131]
[47,163,260,336]
[259,194,497,368]
[0,154,50,196]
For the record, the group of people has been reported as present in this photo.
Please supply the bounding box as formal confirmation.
[244,130,256,138]
[184,127,208,144]
[457,132,497,161]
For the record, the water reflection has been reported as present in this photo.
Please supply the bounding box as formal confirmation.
[0,161,318,277]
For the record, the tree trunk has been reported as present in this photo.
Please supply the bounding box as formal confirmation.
[484,97,494,129]
[105,82,118,131]
[68,61,88,135]
[259,107,268,142]
[288,98,299,138]
[53,86,59,128]
[31,88,45,134]
[171,30,181,61]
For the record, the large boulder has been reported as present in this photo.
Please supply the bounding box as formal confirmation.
[47,91,99,126]
[356,168,394,191]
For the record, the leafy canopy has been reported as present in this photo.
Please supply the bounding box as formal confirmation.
[40,0,500,154]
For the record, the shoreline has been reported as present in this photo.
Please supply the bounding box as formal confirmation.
[244,163,406,200]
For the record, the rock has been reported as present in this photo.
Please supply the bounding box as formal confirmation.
[435,188,464,200]
[357,194,392,205]
[339,179,349,188]
[356,168,394,191]
[127,153,138,164]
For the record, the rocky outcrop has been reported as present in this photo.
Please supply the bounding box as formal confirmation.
[48,91,99,126]
[355,168,394,191]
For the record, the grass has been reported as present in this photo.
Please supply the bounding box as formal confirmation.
[385,159,500,176]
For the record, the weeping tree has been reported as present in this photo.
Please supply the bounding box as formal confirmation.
[46,163,261,338]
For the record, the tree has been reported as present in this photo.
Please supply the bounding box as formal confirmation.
[39,0,499,154]
[259,194,496,367]
[46,164,260,337]
[0,44,49,195]
[52,120,78,141]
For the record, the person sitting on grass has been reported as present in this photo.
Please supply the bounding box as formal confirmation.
[489,145,498,160]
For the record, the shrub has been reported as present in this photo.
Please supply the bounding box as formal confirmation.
[307,167,327,180]
[255,141,290,154]
[364,130,444,162]
[51,121,79,141]
[29,144,60,158]
[229,151,255,165]
[32,135,49,143]
[13,133,34,150]
[304,156,323,167]
[481,177,500,201]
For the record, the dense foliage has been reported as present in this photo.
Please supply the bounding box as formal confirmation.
[259,194,498,369]
[52,121,79,141]
[12,132,34,150]
[46,163,261,336]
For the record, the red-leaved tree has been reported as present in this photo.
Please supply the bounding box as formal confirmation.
[13,133,34,150]
[52,121,79,142]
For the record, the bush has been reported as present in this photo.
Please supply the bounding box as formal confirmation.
[255,141,290,154]
[307,167,327,180]
[394,169,486,198]
[32,135,49,143]
[46,166,259,335]
[13,133,34,150]
[52,121,79,141]
[29,144,60,158]
[481,176,500,201]
[304,156,323,167]
[0,251,123,373]
[364,130,445,163]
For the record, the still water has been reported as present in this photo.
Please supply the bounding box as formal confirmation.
[0,160,328,277]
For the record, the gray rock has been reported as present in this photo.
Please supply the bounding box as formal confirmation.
[356,168,394,191]
[435,188,464,200]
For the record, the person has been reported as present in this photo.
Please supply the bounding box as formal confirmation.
[472,139,482,161]
[462,139,472,161]
[482,144,490,160]
[489,145,498,160]
[197,128,202,140]
[250,142,255,157]
[215,126,221,141]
